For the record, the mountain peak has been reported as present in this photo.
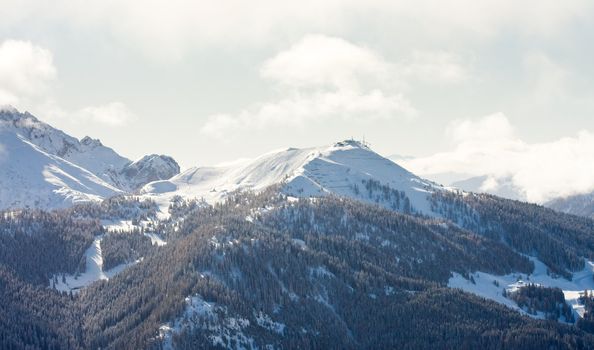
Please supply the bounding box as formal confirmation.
[0,104,19,114]
[120,154,181,191]
[0,107,39,124]
[80,136,103,147]
[142,140,440,216]
[333,139,370,150]
[0,109,182,208]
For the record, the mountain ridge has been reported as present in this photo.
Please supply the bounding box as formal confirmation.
[548,191,594,219]
[0,107,180,209]
[141,139,445,217]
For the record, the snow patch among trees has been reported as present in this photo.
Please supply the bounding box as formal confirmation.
[50,236,139,292]
[449,257,594,321]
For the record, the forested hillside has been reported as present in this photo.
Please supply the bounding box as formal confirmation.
[2,189,594,349]
[431,191,594,278]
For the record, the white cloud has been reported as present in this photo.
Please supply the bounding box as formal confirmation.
[260,35,470,89]
[201,90,414,138]
[201,35,416,137]
[260,35,392,90]
[0,40,56,105]
[402,113,594,203]
[0,39,136,127]
[402,51,471,84]
[1,0,590,59]
[522,52,571,107]
[77,102,136,126]
[33,100,137,128]
[446,113,517,146]
[0,0,352,60]
[201,35,475,137]
[0,39,135,128]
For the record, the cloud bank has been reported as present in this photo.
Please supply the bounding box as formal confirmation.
[1,0,591,59]
[201,35,471,138]
[201,35,416,137]
[0,39,136,128]
[77,102,136,126]
[0,40,56,105]
[401,113,594,203]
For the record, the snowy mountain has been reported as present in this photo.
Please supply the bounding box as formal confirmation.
[119,154,180,191]
[451,175,526,201]
[547,191,594,219]
[0,129,121,209]
[0,108,129,183]
[5,125,594,348]
[0,107,180,209]
[141,139,445,216]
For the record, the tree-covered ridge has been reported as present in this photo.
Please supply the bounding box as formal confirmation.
[351,178,415,213]
[73,191,594,349]
[0,209,99,285]
[258,195,533,282]
[506,284,574,321]
[431,191,594,278]
[578,292,594,334]
[2,189,594,349]
[101,231,153,271]
[66,195,160,222]
[0,266,84,350]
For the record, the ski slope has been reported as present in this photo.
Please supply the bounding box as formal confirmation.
[50,236,138,292]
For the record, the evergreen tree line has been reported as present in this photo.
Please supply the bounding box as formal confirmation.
[507,284,574,322]
[431,191,594,278]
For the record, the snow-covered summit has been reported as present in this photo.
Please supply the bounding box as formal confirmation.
[120,154,181,191]
[141,139,443,215]
[80,136,104,148]
[0,108,181,209]
[0,105,19,113]
[0,108,130,183]
[332,139,370,149]
[0,130,121,209]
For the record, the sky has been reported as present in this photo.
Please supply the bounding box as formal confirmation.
[1,0,594,203]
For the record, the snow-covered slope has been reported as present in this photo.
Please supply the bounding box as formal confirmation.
[449,256,594,321]
[0,130,121,209]
[0,107,180,193]
[0,108,130,183]
[141,140,444,216]
[0,107,181,209]
[50,235,139,292]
